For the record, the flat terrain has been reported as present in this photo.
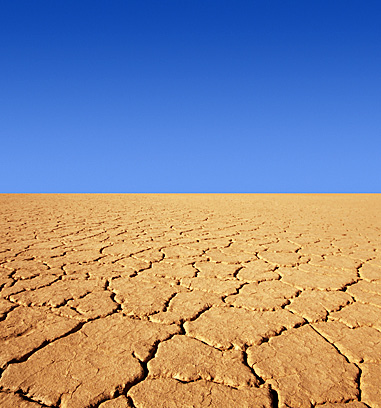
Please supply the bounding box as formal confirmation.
[0,194,380,408]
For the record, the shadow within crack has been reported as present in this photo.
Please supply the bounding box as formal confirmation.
[241,348,264,386]
[269,386,279,408]
[10,389,57,407]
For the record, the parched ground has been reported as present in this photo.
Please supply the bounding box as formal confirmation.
[0,194,380,408]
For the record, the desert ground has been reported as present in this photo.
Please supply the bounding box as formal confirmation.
[0,194,380,408]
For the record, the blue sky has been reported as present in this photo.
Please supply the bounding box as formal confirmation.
[1,1,380,192]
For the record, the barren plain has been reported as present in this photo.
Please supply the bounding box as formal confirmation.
[0,194,380,408]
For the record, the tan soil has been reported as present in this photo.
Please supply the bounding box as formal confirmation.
[0,194,380,407]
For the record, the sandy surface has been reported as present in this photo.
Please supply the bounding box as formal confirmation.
[0,194,380,408]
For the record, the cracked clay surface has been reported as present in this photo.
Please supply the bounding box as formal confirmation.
[0,194,380,407]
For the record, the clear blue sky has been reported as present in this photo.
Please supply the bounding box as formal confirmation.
[1,1,380,192]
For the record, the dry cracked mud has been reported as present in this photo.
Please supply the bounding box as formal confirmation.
[0,194,380,407]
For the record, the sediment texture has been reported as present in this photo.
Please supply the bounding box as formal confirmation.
[0,194,380,407]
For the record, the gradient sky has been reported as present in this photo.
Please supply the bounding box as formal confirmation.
[1,1,380,192]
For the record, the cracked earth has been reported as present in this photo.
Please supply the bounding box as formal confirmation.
[0,194,380,408]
